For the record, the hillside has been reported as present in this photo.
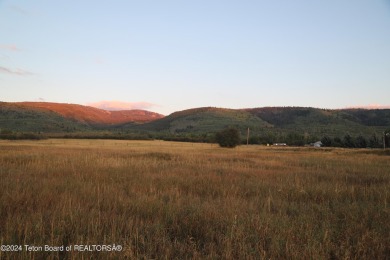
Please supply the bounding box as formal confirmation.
[132,107,272,134]
[244,107,390,137]
[0,102,164,133]
[0,102,91,133]
[1,102,389,143]
[16,102,164,124]
[125,106,389,138]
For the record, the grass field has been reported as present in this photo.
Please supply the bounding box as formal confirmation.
[0,139,389,259]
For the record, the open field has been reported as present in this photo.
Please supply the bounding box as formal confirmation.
[0,139,389,259]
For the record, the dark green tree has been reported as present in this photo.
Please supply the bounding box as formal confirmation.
[343,134,355,148]
[333,137,343,147]
[385,129,390,148]
[368,134,381,148]
[321,136,332,147]
[355,135,367,148]
[286,132,305,146]
[0,129,13,135]
[215,128,241,148]
[249,136,261,144]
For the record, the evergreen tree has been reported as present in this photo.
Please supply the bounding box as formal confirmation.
[215,128,241,148]
[385,130,390,148]
[368,134,381,148]
[355,135,367,148]
[321,136,332,147]
[333,137,343,147]
[343,134,355,148]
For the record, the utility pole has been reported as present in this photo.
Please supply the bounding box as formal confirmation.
[246,127,250,145]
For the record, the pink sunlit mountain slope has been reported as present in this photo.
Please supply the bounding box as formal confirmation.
[12,102,164,125]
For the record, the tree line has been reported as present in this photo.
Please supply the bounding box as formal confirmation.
[1,127,389,149]
[247,132,388,148]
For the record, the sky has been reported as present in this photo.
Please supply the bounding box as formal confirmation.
[1,0,390,115]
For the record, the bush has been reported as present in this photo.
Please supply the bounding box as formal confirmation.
[355,135,367,148]
[343,134,355,148]
[386,130,390,148]
[0,132,46,140]
[215,128,241,148]
[321,136,332,147]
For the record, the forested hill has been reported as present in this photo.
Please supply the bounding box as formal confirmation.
[134,107,272,133]
[244,107,390,136]
[246,107,390,127]
[1,103,389,145]
[0,102,163,132]
[130,106,389,137]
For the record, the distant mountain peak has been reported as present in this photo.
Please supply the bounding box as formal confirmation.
[11,101,164,124]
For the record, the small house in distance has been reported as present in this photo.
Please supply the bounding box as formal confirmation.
[311,141,323,147]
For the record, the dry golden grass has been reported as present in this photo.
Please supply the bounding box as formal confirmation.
[0,139,389,259]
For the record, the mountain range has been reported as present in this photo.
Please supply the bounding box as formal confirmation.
[1,102,389,140]
[0,102,163,132]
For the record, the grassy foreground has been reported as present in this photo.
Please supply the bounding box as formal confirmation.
[0,139,389,259]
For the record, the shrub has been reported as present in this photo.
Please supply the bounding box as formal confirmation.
[355,135,367,148]
[215,128,241,148]
[321,136,332,147]
[343,134,355,148]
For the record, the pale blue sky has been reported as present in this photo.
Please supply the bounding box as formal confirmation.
[1,0,389,115]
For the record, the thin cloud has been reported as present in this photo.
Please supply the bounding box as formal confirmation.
[345,104,390,109]
[8,5,30,16]
[0,44,22,52]
[87,100,158,111]
[94,58,105,64]
[0,54,10,60]
[0,66,34,76]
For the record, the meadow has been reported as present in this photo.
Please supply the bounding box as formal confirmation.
[0,139,389,259]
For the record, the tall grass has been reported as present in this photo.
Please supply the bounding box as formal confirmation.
[0,139,389,259]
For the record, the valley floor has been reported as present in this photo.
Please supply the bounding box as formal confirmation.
[0,139,389,259]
